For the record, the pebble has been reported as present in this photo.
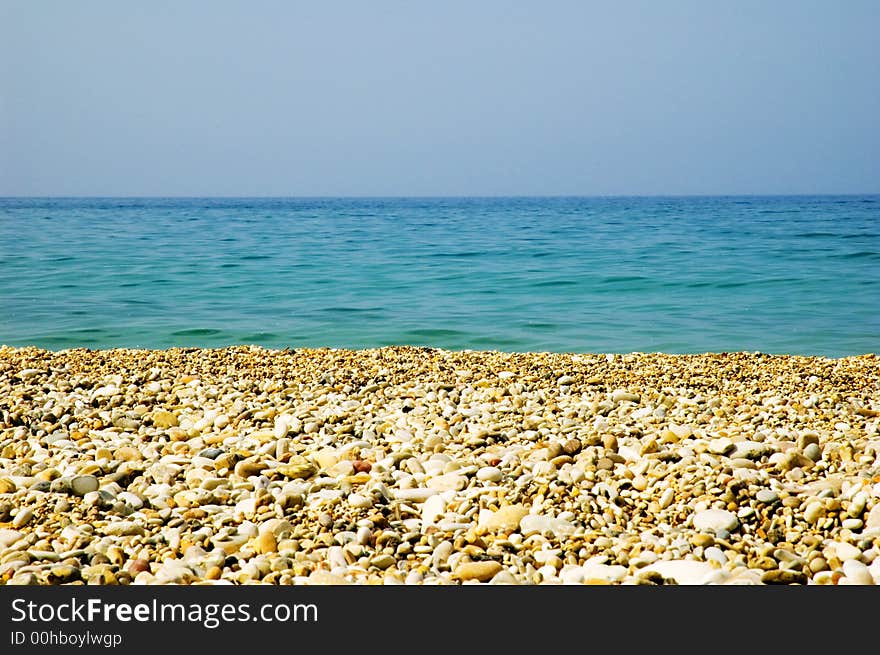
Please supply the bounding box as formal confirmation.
[394,488,435,503]
[432,541,454,569]
[276,459,317,480]
[426,473,467,492]
[866,504,880,530]
[803,443,822,461]
[421,494,446,525]
[371,554,396,570]
[611,390,640,403]
[0,529,23,548]
[761,569,807,585]
[70,475,99,496]
[803,501,826,525]
[643,560,716,585]
[840,560,874,585]
[693,509,739,533]
[103,521,145,537]
[476,466,503,482]
[12,508,33,528]
[829,542,862,561]
[151,410,178,428]
[309,570,350,585]
[347,493,373,509]
[731,441,775,460]
[479,504,529,533]
[453,560,503,582]
[520,514,575,538]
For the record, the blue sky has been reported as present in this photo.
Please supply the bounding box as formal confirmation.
[1,1,878,196]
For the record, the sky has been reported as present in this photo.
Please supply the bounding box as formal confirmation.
[1,1,878,197]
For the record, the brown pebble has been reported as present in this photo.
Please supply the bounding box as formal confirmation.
[127,559,150,575]
[562,438,582,456]
[352,460,372,473]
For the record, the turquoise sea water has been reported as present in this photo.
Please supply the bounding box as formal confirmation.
[1,196,877,356]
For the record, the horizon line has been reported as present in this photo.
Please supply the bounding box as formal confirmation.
[2,192,879,200]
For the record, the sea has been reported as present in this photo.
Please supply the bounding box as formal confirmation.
[1,196,877,357]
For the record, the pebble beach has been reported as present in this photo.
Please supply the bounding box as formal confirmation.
[1,345,879,585]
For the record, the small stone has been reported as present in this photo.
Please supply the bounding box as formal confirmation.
[254,532,277,554]
[803,443,822,462]
[812,571,840,585]
[48,565,80,583]
[432,540,454,569]
[841,560,874,585]
[778,450,814,471]
[12,507,34,528]
[476,466,503,482]
[581,562,628,583]
[127,559,150,575]
[756,489,779,504]
[562,438,582,456]
[693,509,739,533]
[426,473,467,492]
[0,478,16,494]
[479,504,529,532]
[346,493,372,510]
[273,416,290,439]
[8,573,39,586]
[761,569,807,585]
[70,475,99,496]
[690,533,715,548]
[490,570,520,585]
[103,521,145,537]
[731,441,775,460]
[797,432,820,449]
[804,501,826,525]
[519,514,575,538]
[371,554,396,570]
[421,494,446,525]
[830,542,862,561]
[809,557,828,573]
[453,560,503,582]
[866,504,880,530]
[611,389,640,403]
[352,460,372,473]
[0,528,23,548]
[643,560,716,585]
[276,458,317,480]
[151,409,178,428]
[709,438,734,456]
[309,570,350,585]
[18,368,43,380]
[114,446,142,462]
[234,459,267,478]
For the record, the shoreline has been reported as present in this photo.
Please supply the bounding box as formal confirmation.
[1,345,879,585]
